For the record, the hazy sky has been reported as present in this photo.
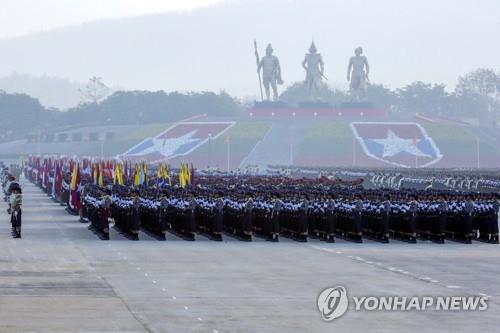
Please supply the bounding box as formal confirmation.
[0,0,498,105]
[0,0,224,39]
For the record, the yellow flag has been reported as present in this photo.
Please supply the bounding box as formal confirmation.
[134,163,141,186]
[98,163,104,187]
[70,163,78,191]
[93,163,98,184]
[118,163,124,185]
[179,163,185,188]
[157,163,163,179]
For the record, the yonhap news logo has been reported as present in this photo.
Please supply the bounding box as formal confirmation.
[317,286,488,321]
[317,286,349,321]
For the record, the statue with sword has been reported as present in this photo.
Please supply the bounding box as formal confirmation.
[302,42,326,101]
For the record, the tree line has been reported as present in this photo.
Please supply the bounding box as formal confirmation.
[0,89,241,142]
[0,68,498,142]
[281,68,500,118]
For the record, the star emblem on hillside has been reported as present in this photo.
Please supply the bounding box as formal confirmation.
[154,130,201,157]
[372,130,431,158]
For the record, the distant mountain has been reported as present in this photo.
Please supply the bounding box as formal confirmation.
[0,0,497,98]
[0,73,85,109]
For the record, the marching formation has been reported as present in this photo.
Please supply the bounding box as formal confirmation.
[18,156,500,244]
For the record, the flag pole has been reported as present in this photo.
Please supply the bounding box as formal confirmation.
[353,138,356,167]
[415,137,418,168]
[226,136,230,172]
[476,138,480,169]
[254,40,264,101]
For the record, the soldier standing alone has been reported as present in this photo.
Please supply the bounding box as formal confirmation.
[9,183,23,238]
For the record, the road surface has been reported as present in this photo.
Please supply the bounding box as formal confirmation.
[0,179,499,332]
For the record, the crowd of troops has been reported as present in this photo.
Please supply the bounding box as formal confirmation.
[22,163,498,244]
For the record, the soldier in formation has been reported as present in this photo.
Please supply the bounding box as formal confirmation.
[65,171,499,244]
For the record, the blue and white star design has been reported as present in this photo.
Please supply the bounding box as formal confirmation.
[371,130,431,158]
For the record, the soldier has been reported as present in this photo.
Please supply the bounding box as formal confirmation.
[186,193,198,240]
[243,196,254,241]
[352,197,364,243]
[101,188,112,240]
[9,182,23,238]
[269,194,282,242]
[213,193,225,241]
[324,195,337,243]
[407,197,418,243]
[159,191,170,240]
[463,196,475,242]
[130,189,141,241]
[302,42,325,100]
[257,44,283,101]
[297,195,309,242]
[379,196,391,243]
[435,196,448,243]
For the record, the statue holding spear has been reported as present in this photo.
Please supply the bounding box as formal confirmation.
[255,41,284,101]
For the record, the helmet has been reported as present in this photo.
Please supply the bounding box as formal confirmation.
[309,42,318,54]
[266,43,274,55]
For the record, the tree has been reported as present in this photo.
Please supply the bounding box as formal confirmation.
[395,82,452,115]
[455,69,500,116]
[79,76,110,105]
[364,84,397,111]
[456,68,500,100]
[279,82,346,106]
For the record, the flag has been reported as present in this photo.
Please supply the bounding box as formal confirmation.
[69,162,81,211]
[93,163,98,184]
[51,159,56,198]
[179,163,186,188]
[350,122,443,168]
[98,163,104,187]
[120,121,235,163]
[55,160,62,200]
[118,163,124,185]
[134,163,141,186]
[190,163,195,186]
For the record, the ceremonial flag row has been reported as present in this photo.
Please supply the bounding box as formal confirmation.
[24,156,194,212]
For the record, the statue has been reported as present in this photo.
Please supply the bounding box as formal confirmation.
[302,42,325,101]
[347,47,370,101]
[256,43,283,101]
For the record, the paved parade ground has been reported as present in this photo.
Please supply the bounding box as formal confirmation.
[0,179,499,333]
